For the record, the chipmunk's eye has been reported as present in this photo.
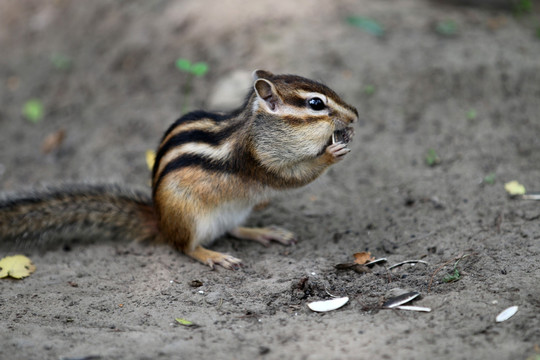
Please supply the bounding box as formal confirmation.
[308,97,325,111]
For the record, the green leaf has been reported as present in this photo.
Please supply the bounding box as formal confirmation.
[23,100,44,123]
[466,109,477,120]
[175,58,192,72]
[190,62,209,77]
[364,84,376,95]
[483,173,496,185]
[435,20,458,36]
[50,53,72,70]
[346,16,384,37]
[425,149,440,167]
[175,318,194,326]
[514,0,532,15]
[442,268,460,283]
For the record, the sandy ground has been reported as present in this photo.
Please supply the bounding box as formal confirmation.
[1,1,539,359]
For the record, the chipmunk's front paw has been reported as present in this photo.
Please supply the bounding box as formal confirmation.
[325,142,351,163]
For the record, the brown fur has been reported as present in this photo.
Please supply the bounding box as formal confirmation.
[0,184,157,248]
[1,71,358,268]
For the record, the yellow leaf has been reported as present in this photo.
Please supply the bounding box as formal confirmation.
[146,149,156,170]
[0,255,36,279]
[504,181,526,196]
[175,318,194,326]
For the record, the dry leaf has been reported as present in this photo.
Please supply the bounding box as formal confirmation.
[0,255,36,279]
[146,149,156,170]
[504,181,526,196]
[353,251,375,265]
[42,129,66,154]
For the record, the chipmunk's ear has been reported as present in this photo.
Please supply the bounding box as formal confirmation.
[254,77,281,112]
[252,69,274,81]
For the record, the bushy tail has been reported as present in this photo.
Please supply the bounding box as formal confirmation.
[0,184,158,249]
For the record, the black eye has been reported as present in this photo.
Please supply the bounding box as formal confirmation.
[308,97,325,111]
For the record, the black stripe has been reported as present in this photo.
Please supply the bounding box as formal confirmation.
[152,122,242,179]
[153,154,235,195]
[287,95,306,108]
[161,111,231,140]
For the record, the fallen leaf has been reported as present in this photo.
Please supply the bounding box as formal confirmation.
[42,129,66,154]
[504,181,526,196]
[0,255,36,279]
[466,109,477,120]
[7,76,19,91]
[175,318,194,326]
[435,20,459,36]
[23,100,44,123]
[353,251,375,265]
[50,53,72,70]
[146,150,156,170]
[425,148,441,167]
[483,173,496,185]
[346,16,384,36]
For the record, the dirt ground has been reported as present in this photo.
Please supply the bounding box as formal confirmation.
[1,1,539,359]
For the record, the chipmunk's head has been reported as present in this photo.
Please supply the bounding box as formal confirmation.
[251,70,358,162]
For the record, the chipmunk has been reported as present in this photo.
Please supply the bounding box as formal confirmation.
[0,70,358,269]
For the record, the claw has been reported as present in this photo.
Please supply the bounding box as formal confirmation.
[185,246,243,270]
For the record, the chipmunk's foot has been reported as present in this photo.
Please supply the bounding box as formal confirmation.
[229,226,297,247]
[184,245,242,270]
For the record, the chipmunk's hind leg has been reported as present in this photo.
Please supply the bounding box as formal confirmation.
[229,226,297,247]
[184,245,242,270]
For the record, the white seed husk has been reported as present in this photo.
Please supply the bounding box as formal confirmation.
[307,296,349,312]
[365,258,387,266]
[383,291,420,308]
[496,306,518,322]
[388,260,429,270]
[395,305,432,312]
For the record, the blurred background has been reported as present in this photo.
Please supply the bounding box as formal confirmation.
[1,0,538,189]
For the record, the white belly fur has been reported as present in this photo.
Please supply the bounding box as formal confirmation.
[195,201,254,247]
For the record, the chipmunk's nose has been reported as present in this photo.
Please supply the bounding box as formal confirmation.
[349,107,359,124]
